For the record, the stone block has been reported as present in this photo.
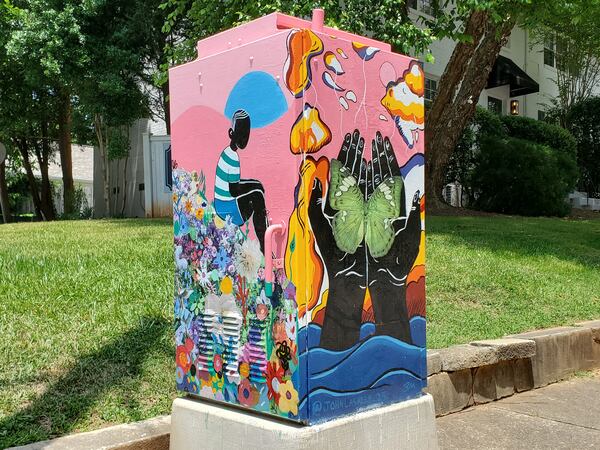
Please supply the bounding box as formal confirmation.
[170,395,439,450]
[425,369,473,416]
[494,360,516,399]
[472,360,516,404]
[510,327,594,387]
[427,350,442,376]
[473,365,497,404]
[576,320,600,366]
[512,358,534,392]
[470,338,536,361]
[438,344,496,371]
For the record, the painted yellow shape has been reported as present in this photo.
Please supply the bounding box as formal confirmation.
[290,104,332,154]
[284,29,323,97]
[286,157,329,318]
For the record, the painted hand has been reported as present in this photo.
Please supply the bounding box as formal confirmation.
[366,132,421,344]
[307,130,368,350]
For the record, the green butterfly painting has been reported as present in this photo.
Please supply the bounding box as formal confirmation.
[329,158,403,258]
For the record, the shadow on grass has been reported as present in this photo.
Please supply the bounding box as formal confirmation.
[0,316,171,448]
[428,216,600,269]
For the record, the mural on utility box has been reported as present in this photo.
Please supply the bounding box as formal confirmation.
[170,14,426,424]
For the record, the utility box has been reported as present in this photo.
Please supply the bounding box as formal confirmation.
[169,10,426,424]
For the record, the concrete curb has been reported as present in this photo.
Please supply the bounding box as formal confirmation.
[11,320,600,449]
[8,416,170,450]
[425,320,600,416]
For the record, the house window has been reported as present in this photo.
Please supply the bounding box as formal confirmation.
[407,0,418,9]
[420,0,434,16]
[544,38,556,67]
[488,96,503,115]
[444,185,452,204]
[425,77,438,108]
[538,110,546,121]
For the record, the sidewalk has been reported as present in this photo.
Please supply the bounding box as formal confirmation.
[437,371,600,449]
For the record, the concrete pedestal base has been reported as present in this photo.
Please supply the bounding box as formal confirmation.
[170,394,438,450]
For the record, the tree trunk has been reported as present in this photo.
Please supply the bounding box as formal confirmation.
[121,154,129,217]
[162,79,171,135]
[58,89,75,215]
[15,139,44,221]
[0,160,11,224]
[425,12,514,209]
[95,114,111,217]
[34,139,56,221]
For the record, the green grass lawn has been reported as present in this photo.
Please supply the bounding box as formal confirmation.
[0,216,599,446]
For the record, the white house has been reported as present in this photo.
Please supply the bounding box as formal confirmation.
[19,144,95,216]
[407,1,600,206]
[410,0,562,119]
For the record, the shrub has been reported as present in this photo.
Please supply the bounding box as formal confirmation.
[500,114,577,159]
[446,108,506,205]
[567,97,600,197]
[471,137,576,216]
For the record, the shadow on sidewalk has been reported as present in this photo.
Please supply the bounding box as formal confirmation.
[0,316,171,448]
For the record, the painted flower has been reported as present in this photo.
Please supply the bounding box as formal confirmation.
[234,239,263,280]
[220,276,233,295]
[238,378,259,407]
[284,282,296,301]
[185,200,193,213]
[211,373,224,391]
[265,360,284,402]
[285,314,296,341]
[277,380,299,416]
[195,208,204,220]
[176,338,194,373]
[256,304,269,321]
[256,289,271,306]
[214,215,225,229]
[273,321,287,344]
[214,248,230,272]
[239,362,250,379]
[213,354,223,374]
[176,366,185,384]
[200,385,215,399]
[195,263,211,287]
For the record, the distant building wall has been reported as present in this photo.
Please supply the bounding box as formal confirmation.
[93,119,148,218]
[142,133,172,218]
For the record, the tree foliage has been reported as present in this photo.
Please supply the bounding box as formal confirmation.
[526,1,600,126]
[1,0,157,219]
[450,108,578,216]
[501,115,577,159]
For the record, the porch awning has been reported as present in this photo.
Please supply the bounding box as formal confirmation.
[486,55,539,97]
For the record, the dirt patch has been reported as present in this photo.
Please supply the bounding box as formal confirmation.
[567,208,600,220]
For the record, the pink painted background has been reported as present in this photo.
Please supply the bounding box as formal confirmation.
[170,25,423,228]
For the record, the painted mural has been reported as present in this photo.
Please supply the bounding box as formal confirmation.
[170,13,426,424]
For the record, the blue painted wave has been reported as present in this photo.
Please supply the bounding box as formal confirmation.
[297,323,427,422]
[400,153,424,177]
[300,371,425,423]
[410,316,426,348]
[299,317,426,353]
